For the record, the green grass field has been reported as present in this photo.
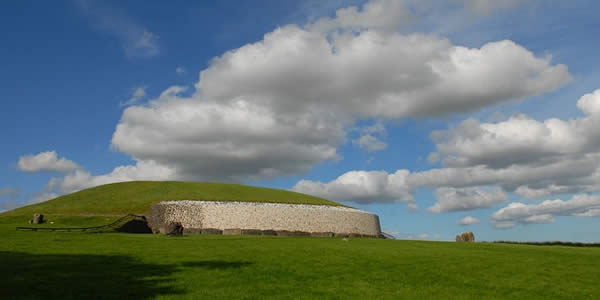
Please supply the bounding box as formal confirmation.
[1,216,599,299]
[2,182,599,299]
[0,181,343,217]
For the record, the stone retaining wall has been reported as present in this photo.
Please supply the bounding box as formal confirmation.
[149,201,381,237]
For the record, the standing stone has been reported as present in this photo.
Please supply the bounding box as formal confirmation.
[456,232,475,242]
[32,213,44,224]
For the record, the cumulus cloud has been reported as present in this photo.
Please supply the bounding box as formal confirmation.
[458,216,480,225]
[176,67,186,75]
[353,134,387,152]
[425,89,600,198]
[74,0,159,58]
[491,194,600,228]
[120,86,146,107]
[429,187,507,213]
[17,151,80,173]
[309,0,414,32]
[51,160,176,194]
[295,89,600,211]
[107,0,567,184]
[292,170,415,205]
[28,0,567,200]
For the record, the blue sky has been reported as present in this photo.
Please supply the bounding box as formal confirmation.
[2,0,600,242]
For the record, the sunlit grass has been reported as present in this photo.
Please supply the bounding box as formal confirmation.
[1,217,599,299]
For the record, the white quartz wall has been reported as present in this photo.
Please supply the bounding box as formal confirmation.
[150,201,381,236]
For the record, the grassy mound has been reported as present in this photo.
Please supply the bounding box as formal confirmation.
[1,181,342,217]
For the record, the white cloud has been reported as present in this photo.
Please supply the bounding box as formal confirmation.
[176,67,186,75]
[120,86,146,107]
[353,134,388,152]
[458,216,480,225]
[54,160,176,194]
[292,170,415,205]
[574,209,600,217]
[107,0,567,184]
[360,121,386,135]
[430,187,507,213]
[74,0,159,58]
[491,194,600,228]
[17,151,80,173]
[514,184,570,199]
[309,0,414,33]
[293,90,600,210]
[577,89,600,116]
[424,89,600,198]
[29,0,568,200]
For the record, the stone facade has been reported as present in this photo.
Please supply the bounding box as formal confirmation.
[149,201,381,237]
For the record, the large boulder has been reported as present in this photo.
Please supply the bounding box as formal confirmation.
[32,213,44,224]
[456,232,475,242]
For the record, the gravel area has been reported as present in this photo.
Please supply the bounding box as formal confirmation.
[149,201,381,236]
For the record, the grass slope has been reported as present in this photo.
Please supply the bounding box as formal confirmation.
[0,217,599,299]
[1,181,342,217]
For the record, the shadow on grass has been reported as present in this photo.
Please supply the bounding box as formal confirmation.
[0,251,181,299]
[0,251,255,299]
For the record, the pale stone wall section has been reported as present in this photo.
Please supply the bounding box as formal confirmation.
[149,201,381,236]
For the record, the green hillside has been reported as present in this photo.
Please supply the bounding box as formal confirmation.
[1,181,343,217]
